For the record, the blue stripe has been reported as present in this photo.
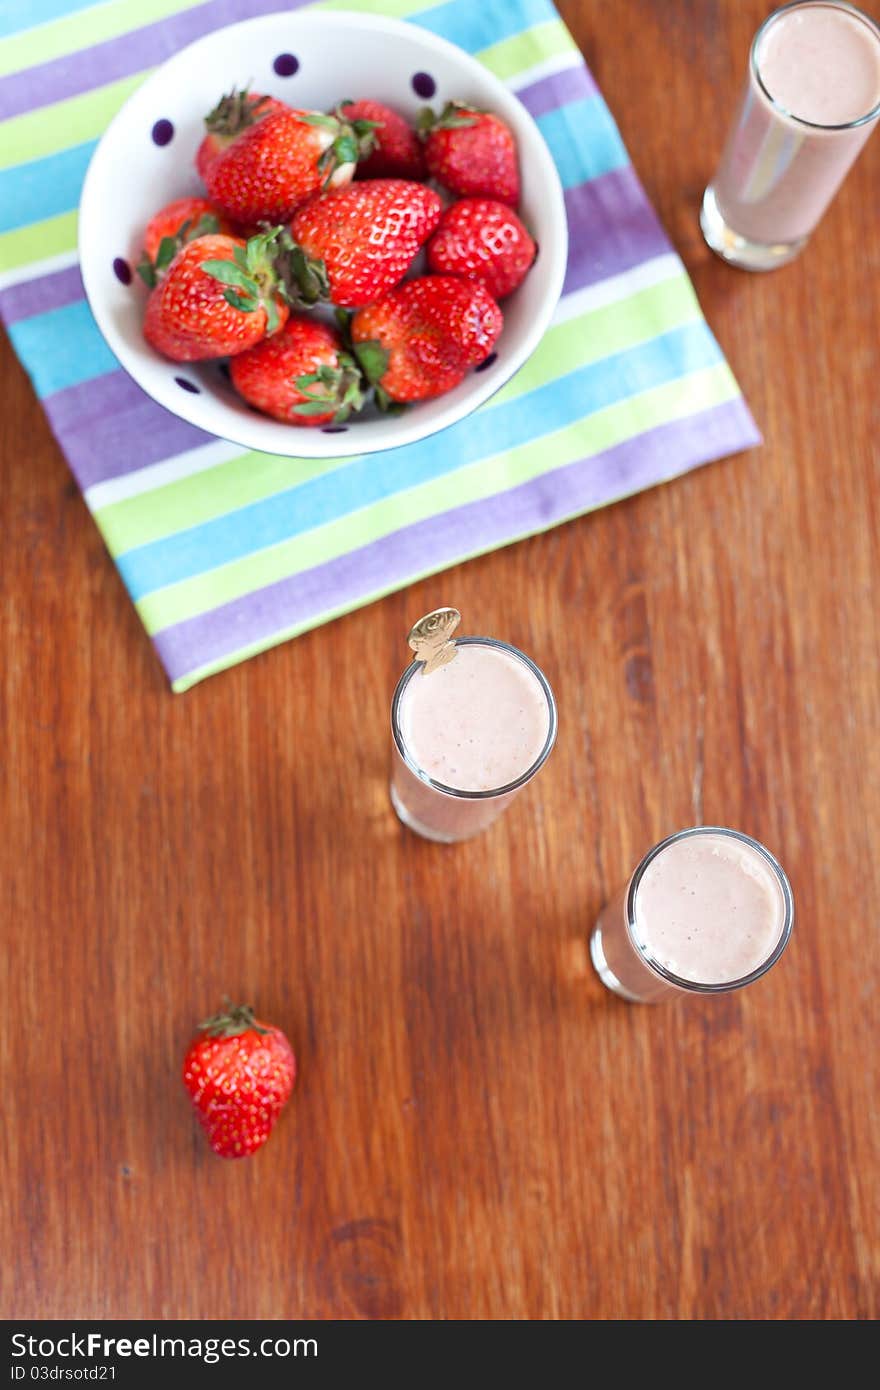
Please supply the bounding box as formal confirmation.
[536,97,628,188]
[118,321,722,599]
[8,298,118,394]
[0,0,101,39]
[0,140,95,232]
[413,0,557,53]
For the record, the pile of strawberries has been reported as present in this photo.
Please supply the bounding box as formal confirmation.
[138,89,537,427]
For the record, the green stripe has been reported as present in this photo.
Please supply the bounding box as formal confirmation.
[94,274,699,554]
[137,362,738,636]
[0,0,206,80]
[170,363,739,690]
[0,208,77,271]
[477,19,578,81]
[317,0,428,15]
[0,71,152,171]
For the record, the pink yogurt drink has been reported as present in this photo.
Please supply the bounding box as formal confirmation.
[590,827,794,1003]
[702,2,880,269]
[391,637,557,843]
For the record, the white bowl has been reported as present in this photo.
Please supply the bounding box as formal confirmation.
[79,8,567,459]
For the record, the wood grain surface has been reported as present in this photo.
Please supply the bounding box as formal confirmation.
[1,0,878,1321]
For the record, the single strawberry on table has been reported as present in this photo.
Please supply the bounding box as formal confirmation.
[418,101,520,207]
[143,228,290,361]
[196,89,289,183]
[288,178,442,309]
[137,196,232,289]
[183,999,296,1159]
[230,315,365,426]
[426,198,536,299]
[350,274,503,405]
[339,99,426,180]
[201,94,375,224]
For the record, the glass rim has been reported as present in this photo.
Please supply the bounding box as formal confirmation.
[751,1,880,131]
[624,826,795,995]
[391,635,558,801]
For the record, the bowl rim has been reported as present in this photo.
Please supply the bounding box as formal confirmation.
[78,6,569,460]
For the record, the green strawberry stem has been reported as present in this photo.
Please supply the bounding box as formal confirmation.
[201,226,289,327]
[198,999,268,1039]
[299,108,375,187]
[292,355,366,424]
[204,87,273,135]
[416,100,481,137]
[137,213,220,288]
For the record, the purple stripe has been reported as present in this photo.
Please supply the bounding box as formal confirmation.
[152,399,761,685]
[43,369,214,488]
[0,0,309,121]
[515,63,596,118]
[562,165,671,293]
[0,263,84,324]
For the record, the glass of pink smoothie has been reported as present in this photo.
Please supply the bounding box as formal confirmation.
[590,827,794,1003]
[701,1,880,270]
[391,636,557,843]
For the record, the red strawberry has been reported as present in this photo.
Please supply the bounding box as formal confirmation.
[351,274,503,404]
[143,229,290,361]
[289,178,442,309]
[203,103,373,224]
[339,99,426,180]
[196,89,289,183]
[230,315,364,426]
[419,102,520,206]
[426,198,535,299]
[183,999,296,1159]
[137,197,232,288]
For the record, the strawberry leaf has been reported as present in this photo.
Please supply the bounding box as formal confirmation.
[136,255,158,289]
[154,235,179,271]
[292,399,338,416]
[200,259,257,291]
[222,288,258,312]
[352,338,389,386]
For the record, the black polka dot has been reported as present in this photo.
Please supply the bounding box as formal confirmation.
[322,425,348,434]
[151,118,174,147]
[112,257,132,285]
[174,376,200,394]
[273,53,299,77]
[475,352,498,373]
[412,72,436,99]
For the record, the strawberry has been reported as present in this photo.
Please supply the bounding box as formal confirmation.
[419,102,520,207]
[196,89,289,183]
[339,99,426,180]
[350,274,503,404]
[230,315,364,426]
[203,101,374,224]
[143,229,290,361]
[182,1000,296,1159]
[426,198,535,299]
[137,197,232,289]
[289,178,442,309]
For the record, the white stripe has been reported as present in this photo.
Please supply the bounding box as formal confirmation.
[552,253,685,324]
[85,437,243,510]
[0,247,78,291]
[509,51,583,94]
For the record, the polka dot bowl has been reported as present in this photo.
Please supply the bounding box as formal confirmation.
[78,9,568,459]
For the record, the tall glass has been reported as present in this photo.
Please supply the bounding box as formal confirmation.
[590,827,794,1003]
[701,2,880,270]
[390,636,557,844]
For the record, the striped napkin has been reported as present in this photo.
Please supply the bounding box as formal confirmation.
[0,0,760,691]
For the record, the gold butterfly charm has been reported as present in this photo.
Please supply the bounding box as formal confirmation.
[407,607,462,675]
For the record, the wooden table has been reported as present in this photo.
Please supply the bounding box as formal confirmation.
[2,0,878,1321]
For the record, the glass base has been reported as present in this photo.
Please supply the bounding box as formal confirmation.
[390,782,461,843]
[589,925,649,1003]
[700,184,807,271]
